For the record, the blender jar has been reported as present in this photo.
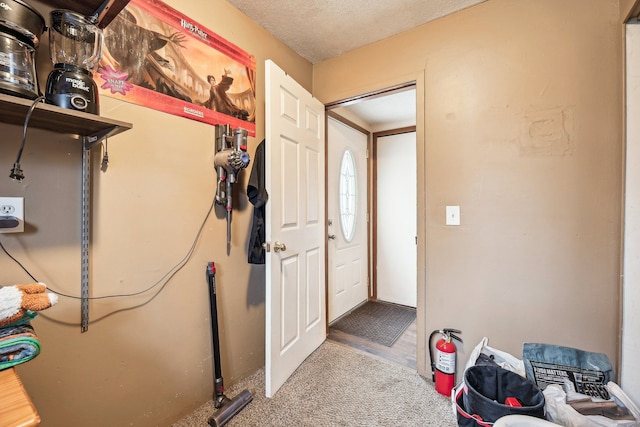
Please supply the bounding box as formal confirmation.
[49,10,103,71]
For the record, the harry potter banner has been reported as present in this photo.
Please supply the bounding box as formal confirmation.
[96,0,256,135]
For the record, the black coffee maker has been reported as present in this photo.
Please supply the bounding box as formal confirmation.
[45,10,103,114]
[0,0,46,99]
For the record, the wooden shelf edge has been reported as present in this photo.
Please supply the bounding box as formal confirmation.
[0,93,132,140]
[38,0,130,29]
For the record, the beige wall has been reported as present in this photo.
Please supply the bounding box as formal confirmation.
[622,0,639,19]
[0,1,311,425]
[0,0,632,425]
[314,0,625,377]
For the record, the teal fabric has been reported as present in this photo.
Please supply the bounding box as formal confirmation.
[0,322,41,371]
[8,310,38,327]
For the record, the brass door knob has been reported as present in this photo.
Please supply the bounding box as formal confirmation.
[273,241,287,252]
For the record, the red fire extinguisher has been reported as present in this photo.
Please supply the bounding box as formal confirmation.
[429,328,463,396]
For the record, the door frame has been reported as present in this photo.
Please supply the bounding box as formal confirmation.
[324,111,373,325]
[371,126,417,302]
[323,76,427,377]
[622,18,640,404]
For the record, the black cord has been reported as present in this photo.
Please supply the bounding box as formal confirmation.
[0,193,216,301]
[100,138,109,171]
[0,240,37,282]
[10,96,45,181]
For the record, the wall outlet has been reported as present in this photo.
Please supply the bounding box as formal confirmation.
[0,197,24,233]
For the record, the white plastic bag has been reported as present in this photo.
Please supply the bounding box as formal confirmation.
[465,337,526,377]
[608,382,640,425]
[543,383,640,427]
[544,384,601,427]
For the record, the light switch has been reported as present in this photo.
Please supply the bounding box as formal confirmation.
[446,205,460,226]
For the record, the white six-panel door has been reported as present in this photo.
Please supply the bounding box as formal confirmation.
[264,60,326,397]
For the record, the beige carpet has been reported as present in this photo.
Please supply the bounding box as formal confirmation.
[173,340,457,426]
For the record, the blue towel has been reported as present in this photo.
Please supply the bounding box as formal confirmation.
[0,322,41,371]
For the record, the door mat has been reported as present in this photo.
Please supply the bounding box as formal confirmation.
[331,301,416,347]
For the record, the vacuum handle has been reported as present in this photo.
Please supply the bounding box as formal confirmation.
[207,261,216,278]
[206,262,223,385]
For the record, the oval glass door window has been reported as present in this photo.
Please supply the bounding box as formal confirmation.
[339,149,357,242]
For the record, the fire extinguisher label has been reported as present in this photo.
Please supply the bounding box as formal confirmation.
[436,350,456,374]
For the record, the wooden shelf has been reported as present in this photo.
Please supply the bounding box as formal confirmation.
[39,0,130,28]
[0,91,132,333]
[0,93,132,142]
[0,368,40,427]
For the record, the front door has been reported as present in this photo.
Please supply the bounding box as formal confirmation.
[264,60,326,397]
[327,116,369,322]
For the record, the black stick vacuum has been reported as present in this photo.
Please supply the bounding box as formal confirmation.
[206,262,253,426]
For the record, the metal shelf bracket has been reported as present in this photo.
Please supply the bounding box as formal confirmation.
[83,126,119,150]
[81,139,91,332]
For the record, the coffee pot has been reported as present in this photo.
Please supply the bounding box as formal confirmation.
[45,10,103,114]
[0,0,45,99]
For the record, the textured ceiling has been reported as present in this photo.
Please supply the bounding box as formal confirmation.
[227,0,486,128]
[227,0,487,64]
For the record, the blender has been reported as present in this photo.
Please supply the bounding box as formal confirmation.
[45,10,103,114]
